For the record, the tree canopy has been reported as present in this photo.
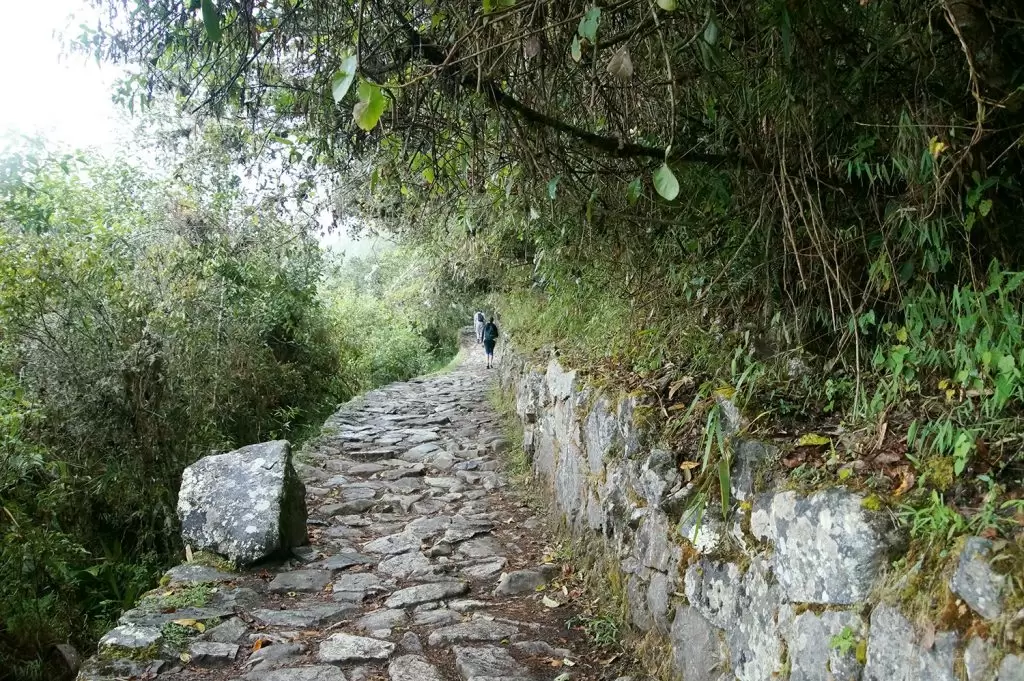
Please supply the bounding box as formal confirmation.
[82,1,1024,341]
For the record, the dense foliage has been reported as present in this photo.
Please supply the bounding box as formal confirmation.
[0,138,459,680]
[81,0,1024,538]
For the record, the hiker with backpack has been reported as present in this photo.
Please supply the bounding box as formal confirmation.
[482,316,499,369]
[474,311,485,344]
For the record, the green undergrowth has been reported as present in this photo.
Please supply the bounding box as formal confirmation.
[563,535,677,681]
[498,265,1024,552]
[138,583,213,611]
[488,386,533,487]
[498,271,1024,654]
[0,143,463,680]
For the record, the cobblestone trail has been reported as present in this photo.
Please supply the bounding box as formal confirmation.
[104,343,600,681]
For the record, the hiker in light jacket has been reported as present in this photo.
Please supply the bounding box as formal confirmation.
[474,311,485,343]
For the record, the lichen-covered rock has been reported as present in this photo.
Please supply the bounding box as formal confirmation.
[453,644,531,681]
[516,369,547,424]
[247,668,345,681]
[670,605,728,681]
[76,658,166,681]
[681,557,782,681]
[318,633,395,663]
[163,563,236,585]
[778,606,865,681]
[552,430,587,523]
[616,394,645,458]
[177,440,307,566]
[634,510,681,572]
[684,559,742,630]
[389,655,444,681]
[494,568,552,596]
[724,557,783,681]
[730,439,777,502]
[635,448,681,508]
[863,604,958,681]
[584,395,620,474]
[187,641,239,667]
[646,571,672,632]
[546,357,576,401]
[426,619,520,646]
[716,396,742,436]
[999,655,1024,681]
[950,537,1006,620]
[678,504,726,555]
[627,571,653,630]
[97,625,163,660]
[761,489,897,604]
[964,636,994,681]
[383,581,468,608]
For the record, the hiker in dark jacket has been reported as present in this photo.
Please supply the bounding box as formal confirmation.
[482,317,499,369]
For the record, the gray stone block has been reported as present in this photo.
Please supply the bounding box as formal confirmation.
[177,440,307,566]
[863,604,957,681]
[763,489,897,604]
[950,537,1006,620]
[778,606,865,681]
[669,605,728,681]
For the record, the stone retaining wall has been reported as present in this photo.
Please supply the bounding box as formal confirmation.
[500,352,1023,681]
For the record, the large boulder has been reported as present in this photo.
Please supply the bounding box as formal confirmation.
[177,440,307,566]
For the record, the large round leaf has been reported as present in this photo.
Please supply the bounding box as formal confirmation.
[578,6,601,42]
[656,0,677,10]
[653,164,679,201]
[353,82,387,132]
[332,54,358,104]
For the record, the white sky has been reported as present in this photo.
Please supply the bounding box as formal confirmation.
[0,0,124,152]
[0,0,382,256]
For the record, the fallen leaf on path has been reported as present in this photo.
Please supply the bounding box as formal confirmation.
[542,596,561,608]
[893,467,915,496]
[171,618,205,633]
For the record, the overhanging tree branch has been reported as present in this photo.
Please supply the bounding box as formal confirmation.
[392,12,738,167]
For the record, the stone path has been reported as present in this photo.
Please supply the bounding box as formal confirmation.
[84,341,601,681]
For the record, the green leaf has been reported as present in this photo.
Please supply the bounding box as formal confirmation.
[780,8,793,62]
[201,0,221,42]
[718,457,730,520]
[353,82,387,131]
[979,199,993,217]
[952,432,973,476]
[653,164,679,201]
[626,178,642,205]
[998,354,1015,375]
[578,6,601,43]
[331,54,358,104]
[483,0,514,13]
[547,175,561,200]
[570,36,582,62]
[704,18,719,45]
[656,0,677,10]
[798,433,831,446]
[422,167,435,184]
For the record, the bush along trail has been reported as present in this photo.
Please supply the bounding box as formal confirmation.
[76,338,603,681]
